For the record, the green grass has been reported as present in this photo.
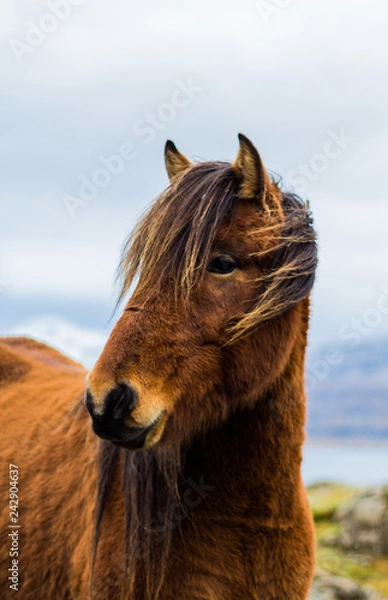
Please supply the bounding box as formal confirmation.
[307,482,356,521]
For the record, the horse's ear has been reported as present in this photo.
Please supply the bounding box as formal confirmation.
[232,133,271,202]
[164,140,192,180]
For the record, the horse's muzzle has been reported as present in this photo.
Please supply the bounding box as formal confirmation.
[85,383,152,449]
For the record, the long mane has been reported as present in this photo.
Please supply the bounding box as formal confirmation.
[93,441,183,598]
[118,162,317,341]
[118,162,238,301]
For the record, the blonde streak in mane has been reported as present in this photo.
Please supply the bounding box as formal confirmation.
[226,270,297,344]
[180,199,215,294]
[119,200,174,299]
[227,256,316,344]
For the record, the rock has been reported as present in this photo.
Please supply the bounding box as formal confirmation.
[332,486,388,555]
[308,570,386,600]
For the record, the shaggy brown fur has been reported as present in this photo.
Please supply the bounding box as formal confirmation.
[0,134,317,599]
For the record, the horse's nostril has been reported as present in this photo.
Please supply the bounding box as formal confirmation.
[85,389,95,416]
[104,383,137,421]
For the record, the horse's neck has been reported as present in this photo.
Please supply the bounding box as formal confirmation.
[182,330,308,527]
[96,323,310,596]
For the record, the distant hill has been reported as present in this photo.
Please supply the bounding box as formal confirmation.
[306,338,388,440]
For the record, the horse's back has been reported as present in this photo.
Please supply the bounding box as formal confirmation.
[0,336,86,439]
[0,337,96,599]
[0,335,85,380]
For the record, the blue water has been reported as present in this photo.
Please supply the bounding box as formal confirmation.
[302,443,388,486]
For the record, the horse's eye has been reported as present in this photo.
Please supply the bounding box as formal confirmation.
[207,255,237,275]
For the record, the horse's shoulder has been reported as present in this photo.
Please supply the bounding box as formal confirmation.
[0,336,86,384]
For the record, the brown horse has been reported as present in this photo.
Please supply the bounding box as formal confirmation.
[0,134,317,599]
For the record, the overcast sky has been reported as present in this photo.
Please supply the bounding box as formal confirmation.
[1,0,387,364]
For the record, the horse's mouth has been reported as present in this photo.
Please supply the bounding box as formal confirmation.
[109,421,158,450]
[91,411,167,451]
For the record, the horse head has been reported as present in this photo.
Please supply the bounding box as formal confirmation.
[85,134,317,451]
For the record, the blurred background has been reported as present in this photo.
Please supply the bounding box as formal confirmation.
[1,1,388,593]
